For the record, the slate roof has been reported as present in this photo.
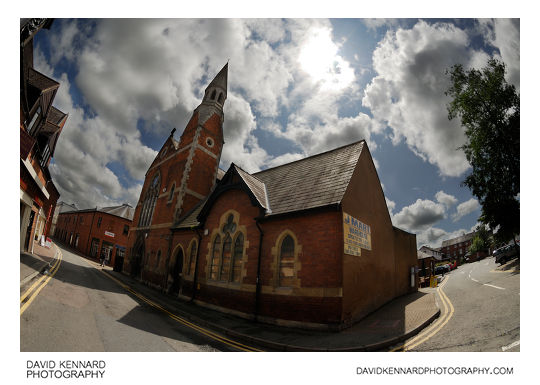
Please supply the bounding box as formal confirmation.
[174,199,207,229]
[47,106,67,126]
[62,204,134,221]
[441,231,475,247]
[100,204,135,220]
[254,141,364,216]
[27,68,59,93]
[234,165,270,211]
[173,140,365,229]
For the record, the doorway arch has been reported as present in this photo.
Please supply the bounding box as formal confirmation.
[131,235,145,279]
[169,246,184,295]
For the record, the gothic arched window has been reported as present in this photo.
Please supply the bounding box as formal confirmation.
[210,235,221,280]
[210,90,217,100]
[231,233,244,283]
[139,172,160,227]
[187,239,197,275]
[279,235,295,287]
[219,234,232,280]
[208,213,245,283]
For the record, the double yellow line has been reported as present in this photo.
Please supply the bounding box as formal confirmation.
[20,247,63,315]
[86,258,263,352]
[391,276,455,351]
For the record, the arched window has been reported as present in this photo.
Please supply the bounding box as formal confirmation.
[279,235,295,287]
[156,250,161,269]
[210,235,221,280]
[219,234,232,280]
[139,173,160,227]
[231,233,244,283]
[217,92,224,104]
[210,90,217,100]
[187,239,197,275]
[168,182,175,203]
[208,213,245,283]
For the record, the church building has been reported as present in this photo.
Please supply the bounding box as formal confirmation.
[124,64,418,330]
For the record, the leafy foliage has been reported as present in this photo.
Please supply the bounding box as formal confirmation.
[469,224,493,254]
[446,59,519,243]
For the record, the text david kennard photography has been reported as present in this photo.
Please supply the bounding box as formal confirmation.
[27,360,106,379]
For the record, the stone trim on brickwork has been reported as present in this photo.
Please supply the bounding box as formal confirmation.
[270,229,302,292]
[174,127,201,220]
[130,222,173,231]
[197,142,218,159]
[184,237,198,278]
[204,209,249,288]
[185,188,205,200]
[146,143,190,175]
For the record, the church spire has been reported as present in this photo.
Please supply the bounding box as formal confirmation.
[207,62,228,95]
[202,62,228,107]
[196,62,228,125]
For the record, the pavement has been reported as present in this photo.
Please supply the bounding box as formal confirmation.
[20,240,441,352]
[20,240,60,288]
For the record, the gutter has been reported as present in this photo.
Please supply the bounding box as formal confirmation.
[191,227,203,302]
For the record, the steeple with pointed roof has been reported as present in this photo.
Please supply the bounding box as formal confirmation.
[195,62,228,126]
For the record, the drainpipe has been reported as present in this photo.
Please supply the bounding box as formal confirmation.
[163,232,173,293]
[191,227,203,302]
[254,218,264,322]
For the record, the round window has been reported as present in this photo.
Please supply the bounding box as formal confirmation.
[206,137,214,148]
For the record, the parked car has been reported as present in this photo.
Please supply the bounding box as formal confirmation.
[434,265,449,275]
[494,244,520,265]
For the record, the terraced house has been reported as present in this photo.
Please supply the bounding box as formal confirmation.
[20,19,67,252]
[124,64,418,330]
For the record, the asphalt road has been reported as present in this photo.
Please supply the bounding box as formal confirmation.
[406,256,520,352]
[20,244,228,352]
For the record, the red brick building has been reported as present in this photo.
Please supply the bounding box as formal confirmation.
[440,232,476,261]
[124,64,418,330]
[20,19,67,252]
[54,204,134,270]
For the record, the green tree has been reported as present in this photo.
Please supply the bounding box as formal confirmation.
[469,224,493,254]
[446,59,519,244]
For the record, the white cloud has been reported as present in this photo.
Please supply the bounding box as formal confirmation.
[435,190,458,208]
[392,198,446,232]
[363,20,492,177]
[479,18,520,91]
[385,197,396,216]
[452,198,480,222]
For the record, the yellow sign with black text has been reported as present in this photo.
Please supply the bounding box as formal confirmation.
[343,212,372,256]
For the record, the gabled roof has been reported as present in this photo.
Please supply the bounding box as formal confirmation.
[27,68,59,93]
[234,165,270,211]
[254,141,364,216]
[100,204,135,220]
[47,106,68,126]
[61,204,134,221]
[174,140,365,229]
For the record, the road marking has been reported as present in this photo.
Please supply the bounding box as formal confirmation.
[484,284,505,290]
[20,247,63,315]
[502,340,520,351]
[390,276,454,352]
[79,256,263,352]
[471,278,479,283]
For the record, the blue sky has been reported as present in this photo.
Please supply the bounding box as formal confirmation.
[31,17,520,248]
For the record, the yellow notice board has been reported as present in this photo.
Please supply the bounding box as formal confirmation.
[343,212,372,256]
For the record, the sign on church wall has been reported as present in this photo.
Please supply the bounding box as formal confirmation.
[343,212,372,256]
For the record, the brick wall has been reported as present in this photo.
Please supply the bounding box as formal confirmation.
[55,210,131,267]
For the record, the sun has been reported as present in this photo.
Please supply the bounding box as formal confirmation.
[298,27,355,92]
